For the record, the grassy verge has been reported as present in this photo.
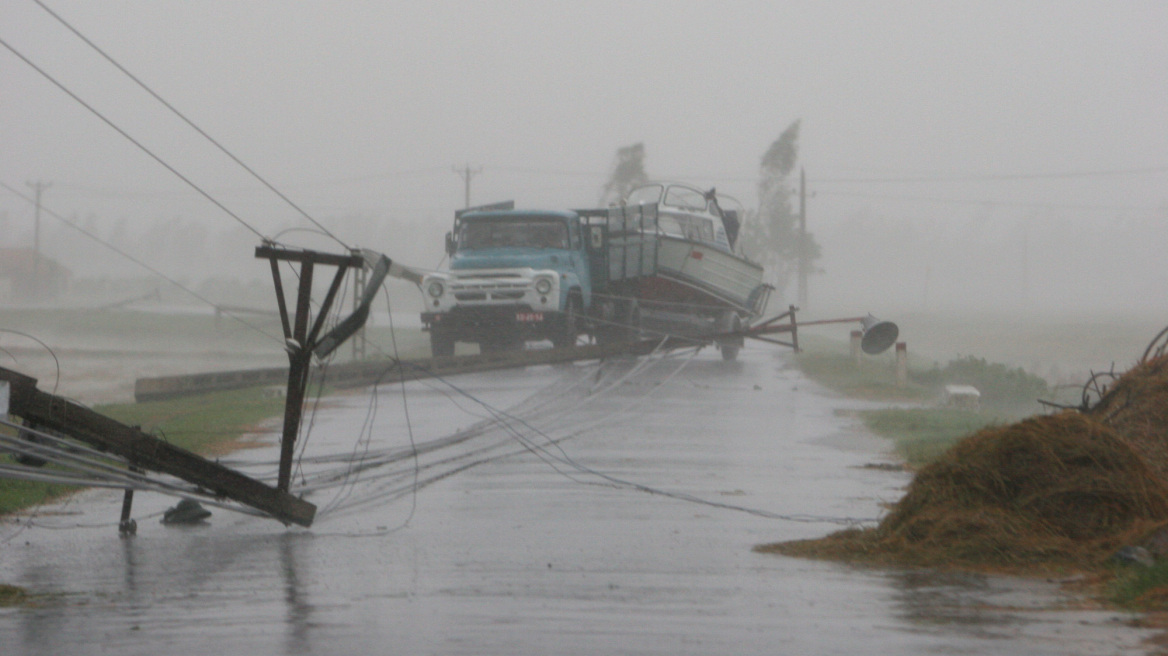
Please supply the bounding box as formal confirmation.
[95,386,287,456]
[795,336,1049,468]
[1112,562,1168,609]
[794,337,932,403]
[1,386,287,516]
[858,407,997,468]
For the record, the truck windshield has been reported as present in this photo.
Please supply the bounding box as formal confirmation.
[458,217,568,250]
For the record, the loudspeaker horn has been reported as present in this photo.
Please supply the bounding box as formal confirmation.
[860,315,899,354]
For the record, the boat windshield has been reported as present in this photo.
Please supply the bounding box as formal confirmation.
[663,186,708,212]
[658,215,716,243]
[458,217,568,250]
[625,184,663,206]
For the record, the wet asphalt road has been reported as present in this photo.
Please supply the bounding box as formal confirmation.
[0,345,1154,654]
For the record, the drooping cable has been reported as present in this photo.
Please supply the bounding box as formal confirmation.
[407,348,878,526]
[0,419,274,520]
[32,0,349,248]
[0,329,61,394]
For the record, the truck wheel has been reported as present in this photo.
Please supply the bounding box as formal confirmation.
[552,298,579,349]
[623,301,642,341]
[592,300,617,345]
[430,327,455,358]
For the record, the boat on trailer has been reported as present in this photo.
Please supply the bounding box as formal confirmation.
[619,182,772,356]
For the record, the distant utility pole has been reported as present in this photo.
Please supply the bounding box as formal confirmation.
[797,168,807,309]
[26,180,51,294]
[452,163,482,209]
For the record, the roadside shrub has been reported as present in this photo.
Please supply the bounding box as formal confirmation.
[914,355,1048,412]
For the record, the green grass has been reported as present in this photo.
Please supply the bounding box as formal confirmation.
[0,479,76,517]
[796,349,932,402]
[96,386,287,455]
[858,407,998,468]
[1110,561,1168,608]
[795,337,1046,468]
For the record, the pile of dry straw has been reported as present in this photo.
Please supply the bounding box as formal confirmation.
[761,352,1168,571]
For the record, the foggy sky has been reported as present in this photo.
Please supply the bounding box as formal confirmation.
[2,1,1166,314]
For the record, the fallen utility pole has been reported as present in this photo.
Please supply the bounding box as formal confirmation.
[135,306,900,402]
[0,365,316,527]
[135,336,711,403]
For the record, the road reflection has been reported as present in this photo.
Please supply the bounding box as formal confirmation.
[280,532,313,655]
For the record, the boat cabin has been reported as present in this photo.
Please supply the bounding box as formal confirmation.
[625,183,737,253]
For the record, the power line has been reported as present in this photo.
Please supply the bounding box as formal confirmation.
[814,189,1164,213]
[812,166,1168,185]
[490,165,604,178]
[0,35,268,241]
[31,0,349,249]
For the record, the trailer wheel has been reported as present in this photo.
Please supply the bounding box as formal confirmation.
[717,311,743,362]
[430,327,455,358]
[720,343,740,361]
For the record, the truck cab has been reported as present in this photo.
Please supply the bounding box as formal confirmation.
[420,208,591,356]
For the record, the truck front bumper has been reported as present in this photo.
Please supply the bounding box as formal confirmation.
[422,306,567,342]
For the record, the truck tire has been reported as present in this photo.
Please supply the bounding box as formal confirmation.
[430,326,455,358]
[623,301,642,341]
[552,297,580,349]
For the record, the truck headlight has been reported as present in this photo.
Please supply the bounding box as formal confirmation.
[534,277,553,295]
[426,281,445,298]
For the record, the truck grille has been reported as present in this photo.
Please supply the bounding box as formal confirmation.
[454,290,527,301]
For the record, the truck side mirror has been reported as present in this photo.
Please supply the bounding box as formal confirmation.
[445,231,455,256]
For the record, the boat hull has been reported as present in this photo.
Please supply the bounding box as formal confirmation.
[649,236,769,315]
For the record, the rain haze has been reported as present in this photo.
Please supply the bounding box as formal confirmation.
[7,4,1168,654]
[2,0,1166,318]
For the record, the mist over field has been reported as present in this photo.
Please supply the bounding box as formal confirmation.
[1,1,1165,321]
